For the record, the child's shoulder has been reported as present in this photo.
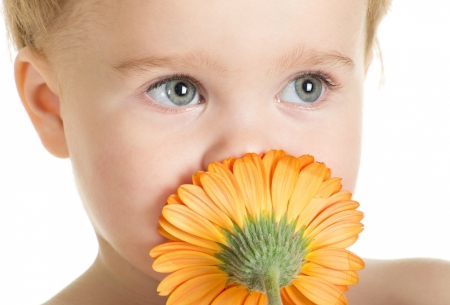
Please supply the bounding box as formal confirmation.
[347,258,450,305]
[41,265,111,305]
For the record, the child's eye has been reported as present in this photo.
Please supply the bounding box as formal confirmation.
[146,77,201,107]
[278,74,331,105]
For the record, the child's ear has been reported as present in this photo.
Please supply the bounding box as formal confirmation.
[14,47,69,158]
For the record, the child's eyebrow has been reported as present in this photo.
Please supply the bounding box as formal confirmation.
[111,46,354,77]
[269,47,355,75]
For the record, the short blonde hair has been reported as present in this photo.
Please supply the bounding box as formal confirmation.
[2,0,392,61]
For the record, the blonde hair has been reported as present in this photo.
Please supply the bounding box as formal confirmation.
[2,0,392,61]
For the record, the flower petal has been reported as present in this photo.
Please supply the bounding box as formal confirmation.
[284,285,315,305]
[324,168,332,181]
[163,204,226,244]
[325,235,360,249]
[222,157,236,172]
[167,273,227,305]
[302,262,359,286]
[258,293,268,305]
[234,157,265,216]
[212,286,250,305]
[159,215,221,250]
[150,241,215,259]
[192,171,205,187]
[243,291,263,305]
[157,265,225,296]
[309,222,363,250]
[178,184,234,232]
[167,194,184,205]
[271,155,301,221]
[201,171,246,228]
[335,285,349,293]
[262,150,287,186]
[305,200,360,237]
[306,210,364,240]
[292,275,348,305]
[305,248,364,271]
[280,287,296,305]
[208,162,248,219]
[295,197,328,232]
[243,153,271,212]
[297,154,315,170]
[287,162,327,223]
[153,250,223,273]
[316,177,342,198]
[325,191,352,206]
[157,224,181,242]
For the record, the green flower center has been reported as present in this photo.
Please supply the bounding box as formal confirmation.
[215,213,310,304]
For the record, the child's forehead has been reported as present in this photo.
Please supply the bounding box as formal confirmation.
[73,1,367,64]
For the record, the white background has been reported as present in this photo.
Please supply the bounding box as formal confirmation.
[1,1,450,304]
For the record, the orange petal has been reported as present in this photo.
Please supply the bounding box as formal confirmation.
[262,150,287,186]
[167,273,227,305]
[309,222,363,250]
[316,177,342,198]
[163,204,226,244]
[243,291,264,305]
[201,171,246,228]
[335,285,349,293]
[222,157,236,172]
[212,285,250,305]
[157,265,225,295]
[326,235,360,249]
[306,210,364,239]
[280,287,299,305]
[150,241,215,259]
[263,150,288,213]
[243,153,271,212]
[207,162,248,219]
[323,168,331,181]
[157,224,181,242]
[292,275,348,305]
[153,250,222,273]
[234,157,265,216]
[297,155,315,170]
[305,248,364,271]
[167,194,184,205]
[287,162,327,223]
[283,285,315,305]
[271,155,301,221]
[301,262,359,286]
[258,293,268,305]
[305,200,360,237]
[295,197,328,232]
[178,184,234,232]
[192,171,205,187]
[325,191,352,206]
[159,215,221,250]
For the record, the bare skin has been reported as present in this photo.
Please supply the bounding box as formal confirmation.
[43,257,450,305]
[13,0,450,304]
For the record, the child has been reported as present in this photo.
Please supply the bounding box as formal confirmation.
[3,0,450,304]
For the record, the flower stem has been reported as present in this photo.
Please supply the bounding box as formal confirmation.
[262,267,283,305]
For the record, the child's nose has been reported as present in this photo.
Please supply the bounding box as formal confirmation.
[200,96,284,168]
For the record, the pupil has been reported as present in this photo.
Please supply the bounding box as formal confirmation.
[175,82,188,96]
[302,80,314,93]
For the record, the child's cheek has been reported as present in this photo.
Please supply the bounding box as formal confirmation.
[66,105,206,268]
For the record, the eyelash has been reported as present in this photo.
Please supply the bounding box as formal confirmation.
[144,71,340,112]
[296,70,340,90]
[146,73,203,94]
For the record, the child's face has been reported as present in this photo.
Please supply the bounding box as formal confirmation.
[57,0,368,280]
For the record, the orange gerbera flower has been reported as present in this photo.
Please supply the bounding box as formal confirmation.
[150,150,364,305]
